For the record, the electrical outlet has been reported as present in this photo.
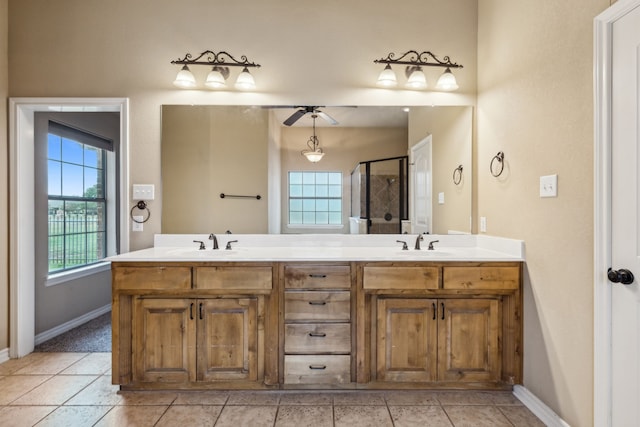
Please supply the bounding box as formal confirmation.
[540,174,558,197]
[132,216,143,232]
[438,192,445,204]
[480,216,487,233]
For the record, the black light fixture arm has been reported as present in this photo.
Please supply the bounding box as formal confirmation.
[374,50,463,69]
[171,50,261,68]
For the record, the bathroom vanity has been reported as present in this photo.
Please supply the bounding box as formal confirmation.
[110,234,523,391]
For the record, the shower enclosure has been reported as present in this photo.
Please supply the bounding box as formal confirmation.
[350,156,409,234]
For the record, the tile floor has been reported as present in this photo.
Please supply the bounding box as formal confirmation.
[0,352,546,426]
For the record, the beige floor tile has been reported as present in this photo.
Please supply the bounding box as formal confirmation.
[214,405,278,427]
[94,405,168,427]
[498,405,547,427]
[12,375,97,405]
[156,405,222,427]
[0,353,47,375]
[226,391,281,405]
[332,391,386,406]
[174,390,229,405]
[64,375,122,406]
[444,405,512,427]
[0,405,56,427]
[0,375,52,405]
[279,392,333,405]
[60,352,112,375]
[334,405,393,427]
[388,405,454,427]
[384,390,440,405]
[35,405,112,426]
[436,391,495,405]
[486,391,524,405]
[118,390,178,405]
[13,353,88,375]
[275,405,333,427]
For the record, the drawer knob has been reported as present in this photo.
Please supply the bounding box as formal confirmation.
[308,301,327,306]
[308,332,327,338]
[309,365,327,370]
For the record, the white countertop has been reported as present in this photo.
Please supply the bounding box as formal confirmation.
[108,234,525,263]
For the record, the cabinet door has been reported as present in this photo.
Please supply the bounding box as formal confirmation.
[437,299,500,382]
[197,298,258,381]
[376,298,437,382]
[133,298,196,383]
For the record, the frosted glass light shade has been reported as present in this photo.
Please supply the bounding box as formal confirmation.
[205,67,227,89]
[436,68,459,91]
[173,65,196,88]
[234,67,256,90]
[405,67,427,90]
[303,150,325,163]
[376,64,398,87]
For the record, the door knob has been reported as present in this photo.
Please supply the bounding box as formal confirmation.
[607,268,635,285]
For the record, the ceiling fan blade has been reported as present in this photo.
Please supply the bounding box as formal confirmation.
[316,110,339,125]
[283,109,307,126]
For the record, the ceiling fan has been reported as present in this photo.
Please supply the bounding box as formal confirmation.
[282,106,339,126]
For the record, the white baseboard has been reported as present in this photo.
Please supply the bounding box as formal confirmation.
[513,385,571,427]
[34,304,111,346]
[0,347,9,363]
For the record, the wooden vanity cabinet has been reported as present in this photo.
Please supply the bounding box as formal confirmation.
[112,262,277,390]
[357,262,522,388]
[280,263,356,386]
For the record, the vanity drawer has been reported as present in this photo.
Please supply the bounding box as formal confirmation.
[284,291,351,321]
[113,266,191,290]
[284,355,351,384]
[362,266,440,290]
[443,266,520,290]
[284,265,351,289]
[194,266,272,290]
[284,323,351,354]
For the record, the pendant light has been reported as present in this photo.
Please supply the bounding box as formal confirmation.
[301,114,325,163]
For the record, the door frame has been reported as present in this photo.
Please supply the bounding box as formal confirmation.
[409,135,432,234]
[8,98,129,357]
[594,1,640,424]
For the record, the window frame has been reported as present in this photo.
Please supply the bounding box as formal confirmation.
[287,170,344,228]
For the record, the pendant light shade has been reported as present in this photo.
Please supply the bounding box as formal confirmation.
[303,149,325,163]
[234,67,256,90]
[436,67,459,91]
[405,66,427,90]
[376,64,398,87]
[173,65,196,88]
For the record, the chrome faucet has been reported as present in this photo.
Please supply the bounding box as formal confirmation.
[225,240,238,250]
[414,234,424,250]
[208,233,219,250]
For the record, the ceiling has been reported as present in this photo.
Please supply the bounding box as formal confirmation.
[270,106,410,128]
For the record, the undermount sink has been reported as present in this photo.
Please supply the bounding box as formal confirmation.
[395,249,452,256]
[166,247,239,256]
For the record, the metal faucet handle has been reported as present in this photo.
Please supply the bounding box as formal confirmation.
[225,240,238,250]
[428,240,440,250]
[193,240,206,250]
[396,240,409,250]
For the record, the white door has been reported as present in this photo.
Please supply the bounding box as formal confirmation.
[410,136,432,234]
[610,3,640,424]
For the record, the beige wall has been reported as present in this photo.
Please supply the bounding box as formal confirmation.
[409,107,473,234]
[477,1,609,425]
[280,126,407,233]
[1,0,8,351]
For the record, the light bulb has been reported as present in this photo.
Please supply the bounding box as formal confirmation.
[376,64,398,88]
[436,68,459,91]
[173,65,196,89]
[234,67,256,90]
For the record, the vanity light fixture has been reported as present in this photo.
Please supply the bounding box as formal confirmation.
[301,114,325,163]
[374,50,463,91]
[170,50,261,90]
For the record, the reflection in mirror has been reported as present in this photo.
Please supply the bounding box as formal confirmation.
[161,105,472,235]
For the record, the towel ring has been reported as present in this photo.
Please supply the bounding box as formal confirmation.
[130,200,151,223]
[490,151,505,177]
[453,165,463,185]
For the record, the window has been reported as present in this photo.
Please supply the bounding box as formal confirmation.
[47,122,113,273]
[288,171,342,225]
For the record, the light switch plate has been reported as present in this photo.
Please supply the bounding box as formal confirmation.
[438,192,445,204]
[132,184,155,200]
[480,216,487,233]
[540,174,558,197]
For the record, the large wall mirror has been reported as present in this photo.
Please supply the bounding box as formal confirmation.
[161,105,472,235]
